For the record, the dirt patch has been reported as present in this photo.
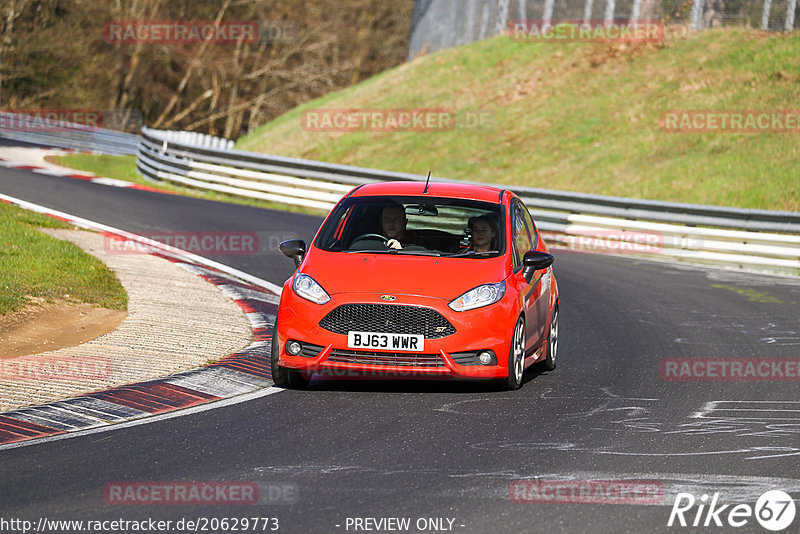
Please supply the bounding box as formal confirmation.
[0,301,127,359]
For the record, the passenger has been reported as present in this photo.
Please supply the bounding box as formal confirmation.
[468,215,498,253]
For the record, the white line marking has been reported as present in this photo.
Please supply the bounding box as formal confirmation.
[165,367,270,398]
[90,177,136,187]
[0,193,289,448]
[32,168,79,177]
[0,192,285,295]
[0,386,285,451]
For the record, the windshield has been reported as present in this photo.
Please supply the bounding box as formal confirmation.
[315,195,505,258]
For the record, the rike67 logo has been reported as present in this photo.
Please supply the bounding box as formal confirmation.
[668,490,796,531]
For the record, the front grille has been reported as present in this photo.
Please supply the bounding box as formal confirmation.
[319,304,456,339]
[299,343,324,358]
[451,351,479,366]
[327,349,445,367]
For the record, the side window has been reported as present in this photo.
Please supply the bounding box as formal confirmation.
[520,202,539,250]
[511,201,533,268]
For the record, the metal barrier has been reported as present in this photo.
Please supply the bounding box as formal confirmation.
[2,111,794,275]
[138,126,800,276]
[0,111,140,156]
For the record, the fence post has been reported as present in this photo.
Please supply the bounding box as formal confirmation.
[480,1,490,39]
[631,0,642,26]
[761,0,773,29]
[448,0,459,46]
[496,0,511,35]
[785,0,796,29]
[466,0,477,41]
[583,0,595,24]
[544,0,555,24]
[690,0,705,29]
[604,0,616,24]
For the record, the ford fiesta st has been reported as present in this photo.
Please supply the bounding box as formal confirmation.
[271,181,559,390]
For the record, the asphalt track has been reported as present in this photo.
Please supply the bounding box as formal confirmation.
[2,143,800,533]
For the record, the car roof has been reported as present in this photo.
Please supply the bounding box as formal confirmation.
[348,181,505,203]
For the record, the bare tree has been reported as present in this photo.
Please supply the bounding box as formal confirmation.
[1,0,414,137]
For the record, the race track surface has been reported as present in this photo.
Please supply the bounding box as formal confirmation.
[2,152,799,534]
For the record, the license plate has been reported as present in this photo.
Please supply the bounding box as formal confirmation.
[347,331,424,352]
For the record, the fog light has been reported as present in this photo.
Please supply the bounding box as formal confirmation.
[286,340,302,356]
[478,351,494,365]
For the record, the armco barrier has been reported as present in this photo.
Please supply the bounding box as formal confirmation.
[0,111,140,156]
[138,127,799,276]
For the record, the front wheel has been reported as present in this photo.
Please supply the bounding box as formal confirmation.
[501,316,526,390]
[270,320,310,389]
[541,304,558,371]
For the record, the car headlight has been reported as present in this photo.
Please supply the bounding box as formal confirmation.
[449,281,505,311]
[292,273,330,304]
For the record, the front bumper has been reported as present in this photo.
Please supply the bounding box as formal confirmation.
[275,291,518,380]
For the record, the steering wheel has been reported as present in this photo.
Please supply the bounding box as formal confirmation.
[350,233,390,246]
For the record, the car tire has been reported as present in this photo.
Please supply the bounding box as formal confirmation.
[541,304,558,372]
[270,320,310,389]
[502,316,526,390]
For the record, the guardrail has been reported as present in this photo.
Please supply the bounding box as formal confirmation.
[148,129,234,150]
[138,126,799,276]
[0,111,140,156]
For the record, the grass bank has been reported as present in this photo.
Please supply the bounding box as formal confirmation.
[0,202,127,315]
[237,28,799,211]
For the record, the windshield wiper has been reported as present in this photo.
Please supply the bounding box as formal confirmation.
[446,250,500,257]
[343,249,441,257]
[394,249,441,256]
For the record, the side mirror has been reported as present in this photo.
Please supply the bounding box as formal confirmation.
[522,250,554,283]
[279,239,306,268]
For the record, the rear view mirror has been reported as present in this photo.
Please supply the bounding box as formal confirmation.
[405,204,438,216]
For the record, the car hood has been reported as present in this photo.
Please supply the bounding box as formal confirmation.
[303,250,509,301]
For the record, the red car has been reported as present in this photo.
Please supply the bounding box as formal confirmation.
[272,181,558,390]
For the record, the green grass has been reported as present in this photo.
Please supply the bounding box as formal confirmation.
[50,154,142,182]
[0,202,128,315]
[51,153,324,215]
[237,28,800,212]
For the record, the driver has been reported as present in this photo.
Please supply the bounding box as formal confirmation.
[381,205,410,249]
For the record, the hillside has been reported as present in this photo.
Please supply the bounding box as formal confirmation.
[237,28,800,211]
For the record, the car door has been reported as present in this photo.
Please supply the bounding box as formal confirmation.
[520,203,551,349]
[509,199,542,358]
